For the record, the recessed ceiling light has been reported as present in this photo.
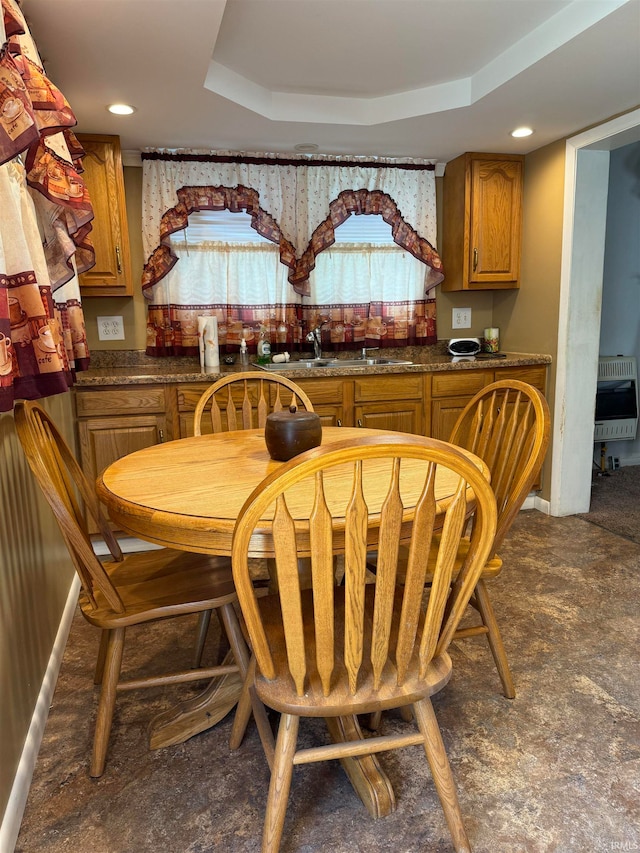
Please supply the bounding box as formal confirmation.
[511,126,533,138]
[294,143,319,153]
[107,104,136,116]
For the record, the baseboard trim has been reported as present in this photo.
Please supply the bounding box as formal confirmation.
[92,536,162,557]
[0,576,80,853]
[522,494,551,514]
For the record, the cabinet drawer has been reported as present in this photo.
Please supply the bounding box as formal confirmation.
[177,384,215,412]
[431,370,493,398]
[295,377,344,406]
[497,366,547,392]
[75,387,165,417]
[354,374,423,403]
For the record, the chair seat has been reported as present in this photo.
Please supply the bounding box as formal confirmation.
[254,586,452,717]
[395,538,503,585]
[80,548,237,628]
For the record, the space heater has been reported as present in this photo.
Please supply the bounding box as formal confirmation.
[594,355,638,442]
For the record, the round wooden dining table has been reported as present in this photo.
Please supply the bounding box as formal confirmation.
[97,426,486,819]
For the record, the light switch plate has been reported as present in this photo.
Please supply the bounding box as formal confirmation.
[97,316,125,340]
[452,307,472,329]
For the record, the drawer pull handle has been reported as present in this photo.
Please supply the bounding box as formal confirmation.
[158,428,164,443]
[116,245,122,274]
[357,419,363,428]
[473,247,478,272]
[336,419,342,427]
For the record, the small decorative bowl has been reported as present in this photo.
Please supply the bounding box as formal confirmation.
[222,354,237,365]
[265,405,322,461]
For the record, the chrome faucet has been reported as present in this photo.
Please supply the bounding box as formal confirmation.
[361,346,379,359]
[306,327,323,360]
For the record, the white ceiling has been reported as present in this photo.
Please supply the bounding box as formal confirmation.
[21,0,640,165]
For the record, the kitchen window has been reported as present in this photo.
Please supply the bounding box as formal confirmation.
[142,150,441,356]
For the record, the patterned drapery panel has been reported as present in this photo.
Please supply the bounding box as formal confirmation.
[0,0,92,412]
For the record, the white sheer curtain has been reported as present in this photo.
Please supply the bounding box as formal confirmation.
[309,244,427,305]
[157,241,292,306]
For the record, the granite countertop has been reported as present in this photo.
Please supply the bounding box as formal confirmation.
[75,346,552,387]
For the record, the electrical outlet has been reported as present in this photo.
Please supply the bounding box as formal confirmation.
[452,307,472,329]
[97,316,125,340]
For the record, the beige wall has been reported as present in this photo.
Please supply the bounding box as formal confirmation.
[0,393,76,825]
[495,139,567,498]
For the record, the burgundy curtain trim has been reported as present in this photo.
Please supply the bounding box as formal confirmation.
[142,184,297,295]
[141,151,435,171]
[290,189,444,295]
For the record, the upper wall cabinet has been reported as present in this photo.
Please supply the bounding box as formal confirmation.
[440,152,524,292]
[77,134,133,297]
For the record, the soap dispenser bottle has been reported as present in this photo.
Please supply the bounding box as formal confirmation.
[256,325,271,365]
[239,337,249,366]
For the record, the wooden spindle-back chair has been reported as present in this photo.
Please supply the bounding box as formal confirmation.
[191,372,315,665]
[15,399,249,777]
[193,371,314,436]
[231,434,497,853]
[443,379,551,697]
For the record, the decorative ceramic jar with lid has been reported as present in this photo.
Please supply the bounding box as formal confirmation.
[265,405,322,461]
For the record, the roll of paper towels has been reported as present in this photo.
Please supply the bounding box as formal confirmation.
[197,316,219,369]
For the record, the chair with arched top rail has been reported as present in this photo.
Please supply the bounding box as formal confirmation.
[230,433,497,853]
[15,399,250,778]
[191,371,316,666]
[193,371,314,436]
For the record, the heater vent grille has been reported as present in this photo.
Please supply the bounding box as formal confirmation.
[594,356,638,442]
[598,356,636,381]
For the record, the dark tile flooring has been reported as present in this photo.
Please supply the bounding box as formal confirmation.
[15,512,640,852]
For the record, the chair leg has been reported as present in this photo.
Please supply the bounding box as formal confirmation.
[263,713,299,853]
[94,629,109,684]
[368,710,383,731]
[473,579,516,699]
[192,609,212,668]
[219,605,275,768]
[413,697,471,853]
[91,626,125,778]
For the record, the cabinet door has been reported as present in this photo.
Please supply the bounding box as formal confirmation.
[430,396,472,441]
[469,157,523,286]
[354,401,423,434]
[77,134,132,296]
[78,414,166,482]
[78,413,166,534]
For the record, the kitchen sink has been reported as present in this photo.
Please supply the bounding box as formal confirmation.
[259,357,413,371]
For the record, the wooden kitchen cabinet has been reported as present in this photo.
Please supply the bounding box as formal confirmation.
[353,374,424,434]
[429,364,547,486]
[76,361,548,534]
[293,377,345,427]
[77,134,133,296]
[429,370,494,440]
[441,152,524,291]
[76,387,168,532]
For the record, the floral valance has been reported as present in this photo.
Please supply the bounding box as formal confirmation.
[141,150,443,298]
